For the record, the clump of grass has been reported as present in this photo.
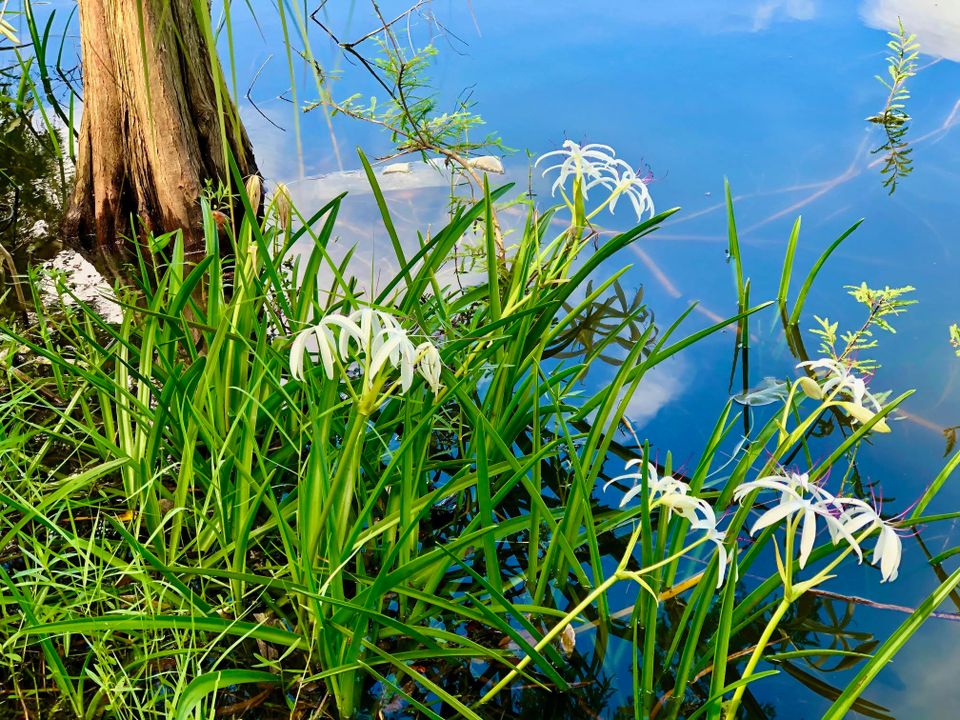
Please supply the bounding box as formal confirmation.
[0,149,957,720]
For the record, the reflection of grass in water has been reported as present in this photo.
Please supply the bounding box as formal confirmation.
[871,117,913,195]
[867,19,920,195]
[0,86,68,259]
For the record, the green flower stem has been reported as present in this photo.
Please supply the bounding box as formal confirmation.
[477,570,621,706]
[478,520,711,706]
[724,526,874,719]
[722,597,791,720]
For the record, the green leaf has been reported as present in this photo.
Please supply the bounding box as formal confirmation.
[822,563,960,719]
[175,670,282,720]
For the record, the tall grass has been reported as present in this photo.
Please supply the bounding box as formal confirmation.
[3,2,960,718]
[1,159,957,718]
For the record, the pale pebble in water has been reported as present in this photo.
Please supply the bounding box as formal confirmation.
[382,162,412,175]
[468,155,504,174]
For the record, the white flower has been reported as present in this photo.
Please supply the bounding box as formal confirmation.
[290,323,336,381]
[690,506,731,588]
[735,474,862,569]
[585,160,656,222]
[414,342,443,394]
[609,459,710,522]
[536,141,656,222]
[796,359,889,431]
[832,499,903,582]
[535,140,619,199]
[653,478,713,524]
[872,523,902,582]
[289,307,442,395]
[734,472,835,507]
[603,458,660,502]
[610,457,731,588]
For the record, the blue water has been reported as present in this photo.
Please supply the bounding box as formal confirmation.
[24,1,960,716]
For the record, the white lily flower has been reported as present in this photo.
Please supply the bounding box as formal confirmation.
[832,498,903,582]
[414,341,443,394]
[611,461,714,526]
[655,480,713,524]
[873,523,903,582]
[603,459,660,501]
[736,474,862,568]
[368,326,409,387]
[585,159,656,222]
[690,506,732,588]
[610,457,731,589]
[290,323,336,381]
[796,359,888,431]
[734,472,836,507]
[535,140,619,199]
[289,307,442,395]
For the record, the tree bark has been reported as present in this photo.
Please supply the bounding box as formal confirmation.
[65,0,258,261]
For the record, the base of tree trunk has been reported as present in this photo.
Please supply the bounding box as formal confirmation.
[64,0,258,262]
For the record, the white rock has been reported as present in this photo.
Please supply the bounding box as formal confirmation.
[39,250,123,324]
[382,162,412,175]
[468,155,504,174]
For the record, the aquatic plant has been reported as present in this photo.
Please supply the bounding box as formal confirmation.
[868,18,920,194]
[4,2,960,708]
[868,18,919,127]
[2,142,959,719]
[536,140,656,222]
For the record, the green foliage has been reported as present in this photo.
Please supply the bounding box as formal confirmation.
[199,177,237,212]
[306,7,507,188]
[867,18,920,194]
[809,283,916,371]
[868,18,920,125]
[0,164,954,719]
[330,42,500,161]
[872,120,913,195]
[0,7,955,717]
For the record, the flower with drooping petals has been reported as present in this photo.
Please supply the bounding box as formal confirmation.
[690,505,732,588]
[609,457,730,586]
[735,474,862,569]
[535,140,619,199]
[535,141,656,221]
[289,307,442,396]
[797,359,889,432]
[831,498,903,582]
[585,160,656,221]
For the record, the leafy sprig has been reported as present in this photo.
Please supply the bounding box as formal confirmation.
[867,18,920,194]
[868,18,919,126]
[810,283,916,371]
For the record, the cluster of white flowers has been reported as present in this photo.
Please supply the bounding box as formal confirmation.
[607,459,729,587]
[797,359,890,432]
[610,460,902,588]
[735,472,902,582]
[289,307,442,395]
[535,140,656,222]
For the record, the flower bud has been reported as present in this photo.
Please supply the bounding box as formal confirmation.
[796,375,823,400]
[273,182,292,231]
[244,174,263,214]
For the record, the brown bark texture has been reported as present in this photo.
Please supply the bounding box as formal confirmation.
[65,0,258,260]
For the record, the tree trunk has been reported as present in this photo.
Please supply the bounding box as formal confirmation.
[65,0,258,262]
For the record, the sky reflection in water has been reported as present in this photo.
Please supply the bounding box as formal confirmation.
[230,3,960,715]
